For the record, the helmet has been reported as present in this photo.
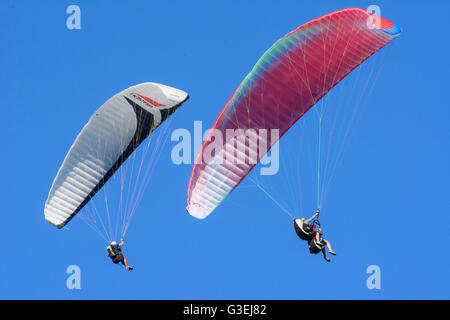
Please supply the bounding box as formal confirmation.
[318,228,323,235]
[110,241,117,246]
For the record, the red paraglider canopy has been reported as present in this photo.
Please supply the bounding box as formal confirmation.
[187,8,402,219]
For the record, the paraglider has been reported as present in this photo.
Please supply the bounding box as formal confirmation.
[308,228,336,262]
[107,238,133,271]
[294,208,336,262]
[44,82,189,267]
[293,208,321,241]
[186,8,401,259]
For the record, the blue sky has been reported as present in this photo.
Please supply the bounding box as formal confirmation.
[0,0,449,299]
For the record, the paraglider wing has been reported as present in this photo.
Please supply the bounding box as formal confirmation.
[186,8,401,219]
[45,83,188,228]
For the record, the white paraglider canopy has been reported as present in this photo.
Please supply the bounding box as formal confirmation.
[44,82,188,229]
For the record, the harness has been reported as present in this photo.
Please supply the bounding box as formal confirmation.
[309,212,326,253]
[309,237,325,254]
[312,213,321,229]
[294,211,323,238]
[107,245,118,256]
